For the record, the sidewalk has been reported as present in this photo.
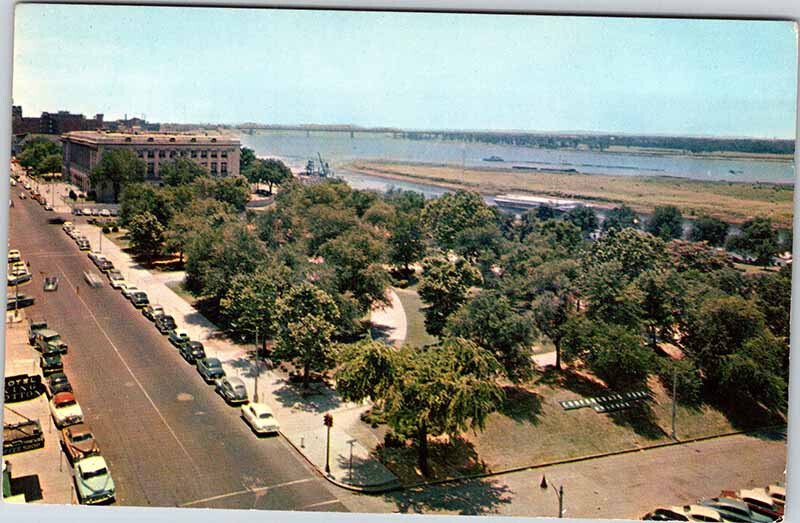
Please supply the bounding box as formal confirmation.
[369,289,407,347]
[3,316,76,504]
[72,222,399,490]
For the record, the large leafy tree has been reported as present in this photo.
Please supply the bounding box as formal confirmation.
[239,147,257,173]
[690,215,729,246]
[635,269,685,348]
[160,158,207,186]
[127,211,165,261]
[418,256,482,335]
[667,240,732,273]
[718,332,788,412]
[446,291,536,383]
[581,260,643,329]
[602,204,639,231]
[421,190,497,249]
[584,227,667,279]
[18,138,61,175]
[272,282,340,388]
[646,206,684,240]
[39,154,62,175]
[388,213,426,273]
[90,149,146,202]
[751,268,792,341]
[726,216,779,267]
[335,337,505,477]
[246,158,292,195]
[193,175,251,211]
[220,263,292,344]
[564,206,599,236]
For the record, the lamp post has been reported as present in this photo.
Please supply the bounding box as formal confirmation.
[551,483,564,518]
[323,413,333,474]
[671,367,678,441]
[253,326,260,403]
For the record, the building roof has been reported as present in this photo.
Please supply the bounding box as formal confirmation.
[61,130,239,147]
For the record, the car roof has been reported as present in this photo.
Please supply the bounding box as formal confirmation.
[708,498,750,511]
[249,402,273,415]
[205,357,220,364]
[53,391,75,403]
[684,505,722,520]
[49,372,68,381]
[77,455,107,473]
[767,485,786,497]
[66,423,92,437]
[739,488,775,506]
[39,329,60,337]
[227,377,245,387]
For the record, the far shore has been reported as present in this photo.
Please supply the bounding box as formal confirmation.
[344,160,794,228]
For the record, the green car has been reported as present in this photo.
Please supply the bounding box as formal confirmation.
[74,455,116,504]
[40,353,63,376]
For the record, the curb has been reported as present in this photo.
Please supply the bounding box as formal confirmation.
[279,431,402,494]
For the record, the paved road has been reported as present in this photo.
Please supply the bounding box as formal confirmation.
[7,193,347,511]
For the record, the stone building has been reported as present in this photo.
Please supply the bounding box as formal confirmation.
[61,131,241,201]
[12,106,103,135]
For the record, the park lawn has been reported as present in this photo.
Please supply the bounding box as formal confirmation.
[104,230,131,251]
[394,287,438,349]
[166,281,198,306]
[347,160,794,228]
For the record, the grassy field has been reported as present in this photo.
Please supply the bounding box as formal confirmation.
[346,160,794,228]
[394,286,438,349]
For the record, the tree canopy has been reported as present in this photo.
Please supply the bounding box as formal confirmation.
[90,149,146,202]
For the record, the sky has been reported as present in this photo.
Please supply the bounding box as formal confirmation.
[11,4,800,138]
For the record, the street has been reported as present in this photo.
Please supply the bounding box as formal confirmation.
[7,190,348,511]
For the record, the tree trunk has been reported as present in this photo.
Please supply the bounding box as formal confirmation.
[268,181,274,195]
[555,338,561,370]
[417,422,430,477]
[303,362,310,389]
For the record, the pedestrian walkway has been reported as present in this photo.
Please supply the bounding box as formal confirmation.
[369,289,407,347]
[72,223,398,490]
[3,320,75,504]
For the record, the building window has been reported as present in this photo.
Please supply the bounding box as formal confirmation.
[200,151,207,158]
[180,151,187,157]
[169,151,176,158]
[159,150,166,158]
[190,150,197,158]
[221,162,227,174]
[147,163,155,177]
[169,137,176,142]
[211,162,217,173]
[147,137,154,142]
[137,150,144,158]
[190,138,197,143]
[221,151,228,158]
[125,137,132,142]
[211,151,218,158]
[211,138,217,143]
[147,150,154,158]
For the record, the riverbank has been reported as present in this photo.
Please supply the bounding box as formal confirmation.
[344,160,794,228]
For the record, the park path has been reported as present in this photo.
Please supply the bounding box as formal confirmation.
[369,288,407,347]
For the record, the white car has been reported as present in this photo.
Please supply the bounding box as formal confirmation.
[8,249,21,263]
[241,402,280,435]
[49,392,84,428]
[63,221,74,232]
[82,208,92,216]
[99,209,111,217]
[108,272,126,289]
[74,455,116,505]
[23,183,31,190]
[120,284,139,299]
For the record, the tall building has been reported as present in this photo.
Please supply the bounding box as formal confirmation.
[12,106,104,135]
[61,131,241,201]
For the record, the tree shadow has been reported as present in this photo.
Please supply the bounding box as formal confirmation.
[498,385,543,425]
[537,367,607,398]
[270,379,342,413]
[708,393,787,436]
[608,402,668,440]
[384,477,514,515]
[378,436,489,485]
[368,323,395,344]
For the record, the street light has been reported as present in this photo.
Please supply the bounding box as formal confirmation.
[323,413,333,474]
[551,483,565,518]
[253,326,260,403]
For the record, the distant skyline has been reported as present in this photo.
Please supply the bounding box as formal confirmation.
[12,4,799,139]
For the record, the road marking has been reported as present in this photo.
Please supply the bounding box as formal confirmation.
[54,259,202,476]
[179,478,316,507]
[300,499,343,510]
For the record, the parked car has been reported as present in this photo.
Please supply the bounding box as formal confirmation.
[7,272,32,286]
[43,276,59,291]
[700,497,771,523]
[120,284,139,299]
[130,291,149,308]
[168,329,190,347]
[49,391,84,428]
[7,249,21,262]
[46,372,73,398]
[728,489,784,519]
[48,216,67,225]
[91,208,100,216]
[18,192,26,199]
[87,251,103,264]
[766,484,786,508]
[97,259,114,273]
[155,315,177,334]
[61,423,100,462]
[215,377,249,405]
[179,341,205,363]
[241,402,280,435]
[81,208,92,216]
[35,329,68,354]
[40,353,64,376]
[196,357,226,382]
[142,304,165,321]
[27,319,48,345]
[76,239,91,251]
[73,455,116,505]
[99,209,111,217]
[107,270,125,288]
[644,505,722,522]
[45,203,53,211]
[6,293,34,310]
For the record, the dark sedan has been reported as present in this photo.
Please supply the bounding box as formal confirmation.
[41,353,64,376]
[155,315,177,334]
[7,294,35,310]
[179,341,206,364]
[196,357,225,383]
[46,372,73,397]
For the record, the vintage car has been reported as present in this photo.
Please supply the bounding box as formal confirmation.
[241,402,280,435]
[196,357,226,383]
[215,377,249,405]
[49,391,84,428]
[61,423,101,462]
[74,455,116,505]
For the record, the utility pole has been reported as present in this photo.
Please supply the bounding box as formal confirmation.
[323,413,333,474]
[253,326,259,403]
[551,483,564,518]
[99,228,103,253]
[671,367,678,441]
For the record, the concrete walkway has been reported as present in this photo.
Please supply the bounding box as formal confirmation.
[369,288,407,347]
[71,222,398,490]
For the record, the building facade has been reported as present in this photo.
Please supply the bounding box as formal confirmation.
[61,131,241,200]
[12,106,103,136]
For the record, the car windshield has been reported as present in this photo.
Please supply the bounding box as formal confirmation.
[235,386,246,393]
[82,467,108,480]
[258,412,273,420]
[72,433,92,442]
[208,360,221,369]
[58,399,76,407]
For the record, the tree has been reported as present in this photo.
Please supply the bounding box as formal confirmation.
[585,228,667,279]
[90,149,146,202]
[220,264,291,344]
[667,240,731,273]
[421,190,497,249]
[418,257,482,335]
[718,332,788,412]
[602,204,639,231]
[636,269,685,348]
[532,291,571,371]
[18,138,61,175]
[319,227,391,313]
[39,154,62,175]
[334,337,504,477]
[246,158,292,195]
[272,282,340,389]
[536,204,556,220]
[646,206,684,240]
[127,212,165,261]
[727,216,779,267]
[160,158,207,186]
[193,175,251,211]
[751,269,792,341]
[240,147,257,173]
[385,188,426,215]
[565,206,599,236]
[581,260,643,329]
[388,213,426,273]
[362,200,396,229]
[446,291,536,382]
[690,215,729,246]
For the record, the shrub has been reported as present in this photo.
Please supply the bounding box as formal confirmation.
[112,226,119,233]
[656,357,704,405]
[102,226,111,234]
[87,190,97,201]
[383,431,406,448]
